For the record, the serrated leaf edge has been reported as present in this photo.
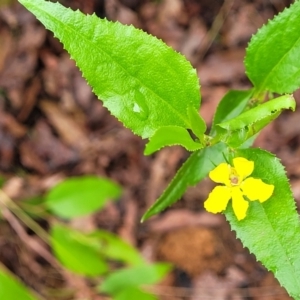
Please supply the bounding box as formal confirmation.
[245,1,300,93]
[24,0,200,137]
[226,149,300,298]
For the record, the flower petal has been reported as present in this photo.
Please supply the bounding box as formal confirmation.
[233,157,254,180]
[209,163,230,186]
[204,186,231,213]
[231,187,249,220]
[242,177,274,202]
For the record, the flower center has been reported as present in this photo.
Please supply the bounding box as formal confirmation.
[229,168,240,186]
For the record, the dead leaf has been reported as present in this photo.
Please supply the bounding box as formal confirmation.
[39,99,90,152]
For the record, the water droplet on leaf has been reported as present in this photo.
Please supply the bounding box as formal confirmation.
[132,90,149,120]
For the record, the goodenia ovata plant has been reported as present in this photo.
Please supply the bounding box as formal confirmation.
[204,157,275,221]
[19,0,300,298]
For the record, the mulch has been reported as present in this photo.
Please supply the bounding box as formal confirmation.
[0,0,298,299]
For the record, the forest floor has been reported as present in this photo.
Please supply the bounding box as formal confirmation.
[0,0,298,299]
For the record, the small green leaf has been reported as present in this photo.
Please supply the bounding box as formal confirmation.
[215,94,295,147]
[187,106,206,139]
[144,126,203,155]
[225,149,300,299]
[99,263,171,295]
[45,176,121,219]
[0,269,38,300]
[51,224,108,276]
[19,0,200,139]
[245,1,300,93]
[211,89,253,135]
[90,230,145,266]
[142,143,226,221]
[115,287,157,300]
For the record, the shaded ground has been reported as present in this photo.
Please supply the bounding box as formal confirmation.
[0,0,298,299]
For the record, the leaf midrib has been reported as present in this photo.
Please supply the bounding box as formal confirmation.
[36,3,191,130]
[260,204,300,293]
[253,16,300,93]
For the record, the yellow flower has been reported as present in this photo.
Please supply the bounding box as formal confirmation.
[204,157,274,220]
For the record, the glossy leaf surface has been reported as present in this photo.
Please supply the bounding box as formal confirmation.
[19,0,200,139]
[215,95,295,147]
[45,176,121,219]
[245,1,300,93]
[188,106,206,139]
[142,143,226,221]
[211,89,253,135]
[225,148,300,299]
[142,88,268,221]
[144,126,202,155]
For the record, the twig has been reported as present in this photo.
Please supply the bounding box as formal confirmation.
[198,0,235,61]
[0,189,50,244]
[1,206,59,269]
[0,189,96,300]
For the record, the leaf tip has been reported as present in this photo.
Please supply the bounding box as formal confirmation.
[141,211,151,223]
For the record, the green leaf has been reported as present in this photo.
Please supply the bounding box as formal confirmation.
[99,263,171,295]
[45,176,121,219]
[90,230,145,266]
[19,0,200,139]
[114,287,157,300]
[142,90,264,221]
[245,1,300,94]
[225,149,300,299]
[187,106,206,139]
[211,89,253,135]
[51,224,108,276]
[215,94,295,147]
[0,269,38,300]
[144,126,203,155]
[142,143,226,221]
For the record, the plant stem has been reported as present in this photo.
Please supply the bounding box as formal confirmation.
[0,189,50,244]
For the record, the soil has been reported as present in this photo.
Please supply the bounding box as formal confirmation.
[0,0,298,299]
